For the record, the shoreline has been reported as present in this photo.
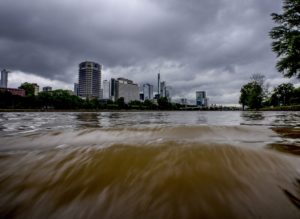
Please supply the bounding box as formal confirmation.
[0,108,299,112]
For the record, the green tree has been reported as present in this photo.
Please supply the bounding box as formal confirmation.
[291,86,300,104]
[269,0,300,78]
[157,97,172,110]
[239,83,252,110]
[143,99,156,110]
[38,91,53,109]
[239,82,263,110]
[269,83,295,106]
[19,82,35,97]
[128,100,142,109]
[116,97,126,109]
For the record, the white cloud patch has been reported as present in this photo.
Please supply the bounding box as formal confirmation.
[8,71,72,90]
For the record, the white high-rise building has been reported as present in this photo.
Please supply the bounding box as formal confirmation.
[78,61,102,99]
[160,81,166,98]
[0,69,9,88]
[102,80,110,99]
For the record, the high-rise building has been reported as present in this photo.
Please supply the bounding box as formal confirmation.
[157,73,160,97]
[160,81,166,98]
[74,83,79,96]
[110,78,116,101]
[43,86,52,92]
[196,91,208,107]
[165,86,172,102]
[78,61,102,99]
[0,69,9,88]
[115,78,139,103]
[143,83,154,100]
[102,80,110,99]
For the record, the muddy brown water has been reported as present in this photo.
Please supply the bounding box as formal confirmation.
[0,111,299,219]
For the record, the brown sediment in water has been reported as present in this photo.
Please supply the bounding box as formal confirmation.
[268,127,300,156]
[272,127,300,139]
[268,143,300,156]
[0,122,300,218]
[0,143,300,219]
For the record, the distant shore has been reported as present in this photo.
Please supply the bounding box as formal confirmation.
[0,106,299,112]
[260,105,300,111]
[0,109,239,112]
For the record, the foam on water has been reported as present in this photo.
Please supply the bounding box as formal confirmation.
[0,125,281,151]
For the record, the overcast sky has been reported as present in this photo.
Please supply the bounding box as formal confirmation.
[0,0,298,104]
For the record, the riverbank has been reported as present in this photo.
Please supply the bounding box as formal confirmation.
[1,105,300,112]
[1,108,300,112]
[260,105,300,111]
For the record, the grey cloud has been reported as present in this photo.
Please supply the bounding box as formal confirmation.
[0,0,288,104]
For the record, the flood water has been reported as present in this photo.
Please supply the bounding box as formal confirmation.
[0,111,299,219]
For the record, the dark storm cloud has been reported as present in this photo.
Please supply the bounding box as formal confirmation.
[0,0,286,103]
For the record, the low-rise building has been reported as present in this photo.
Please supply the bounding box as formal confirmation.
[180,98,188,106]
[43,86,52,92]
[0,88,25,97]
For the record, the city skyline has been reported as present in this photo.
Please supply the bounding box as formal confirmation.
[0,0,299,104]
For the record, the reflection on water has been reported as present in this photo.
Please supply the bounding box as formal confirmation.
[241,111,265,121]
[0,111,299,136]
[76,113,101,128]
[0,111,299,218]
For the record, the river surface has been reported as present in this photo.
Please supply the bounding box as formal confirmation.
[0,111,299,219]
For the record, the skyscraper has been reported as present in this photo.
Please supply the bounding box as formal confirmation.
[78,61,102,99]
[110,78,116,101]
[0,69,9,88]
[160,81,166,98]
[143,83,154,100]
[102,80,110,99]
[157,73,160,97]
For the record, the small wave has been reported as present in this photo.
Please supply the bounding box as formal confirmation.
[1,124,299,218]
[0,125,278,152]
